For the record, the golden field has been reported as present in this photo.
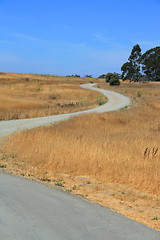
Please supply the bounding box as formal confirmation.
[0,72,105,120]
[0,75,160,230]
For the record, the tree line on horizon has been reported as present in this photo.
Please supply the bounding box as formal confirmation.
[121,44,160,82]
[99,44,160,83]
[38,44,159,85]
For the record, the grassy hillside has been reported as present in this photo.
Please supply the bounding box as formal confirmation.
[0,72,106,120]
[0,75,160,230]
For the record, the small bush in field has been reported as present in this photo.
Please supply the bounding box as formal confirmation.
[137,90,142,97]
[97,96,106,105]
[105,73,116,82]
[109,75,120,86]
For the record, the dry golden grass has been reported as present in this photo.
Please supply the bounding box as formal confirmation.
[1,80,160,230]
[0,72,104,120]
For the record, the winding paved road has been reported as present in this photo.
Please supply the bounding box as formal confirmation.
[0,83,130,137]
[0,84,159,239]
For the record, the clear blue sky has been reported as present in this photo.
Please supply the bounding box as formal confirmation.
[0,0,160,77]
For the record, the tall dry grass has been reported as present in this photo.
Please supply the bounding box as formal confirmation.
[2,83,160,195]
[1,81,160,230]
[0,72,102,120]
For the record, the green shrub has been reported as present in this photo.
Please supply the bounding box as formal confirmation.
[97,96,106,105]
[109,75,120,86]
[98,74,106,79]
[55,182,64,187]
[0,164,6,168]
[137,90,142,97]
[105,73,116,82]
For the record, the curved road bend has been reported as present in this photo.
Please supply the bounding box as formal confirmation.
[0,83,130,137]
[0,84,159,240]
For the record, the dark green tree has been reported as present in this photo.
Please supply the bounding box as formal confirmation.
[140,47,160,81]
[121,62,134,80]
[105,73,117,82]
[98,74,107,79]
[109,75,120,86]
[105,73,120,85]
[121,44,142,81]
[85,74,92,78]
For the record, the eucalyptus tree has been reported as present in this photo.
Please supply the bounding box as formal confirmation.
[121,44,142,81]
[140,46,160,81]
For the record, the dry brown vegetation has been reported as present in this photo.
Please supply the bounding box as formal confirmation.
[0,77,160,230]
[0,72,105,120]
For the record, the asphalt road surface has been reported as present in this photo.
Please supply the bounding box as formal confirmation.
[0,84,159,239]
[0,172,159,240]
